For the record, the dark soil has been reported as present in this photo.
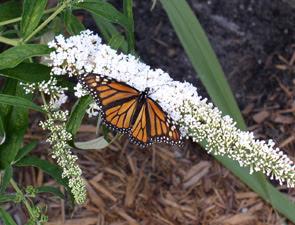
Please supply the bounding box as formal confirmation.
[134,0,295,101]
[130,0,295,148]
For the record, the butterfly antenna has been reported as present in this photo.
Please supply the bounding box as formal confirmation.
[149,80,175,95]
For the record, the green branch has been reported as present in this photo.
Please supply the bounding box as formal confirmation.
[0,6,58,27]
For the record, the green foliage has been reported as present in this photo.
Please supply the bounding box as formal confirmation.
[77,0,129,29]
[93,14,128,52]
[0,94,44,112]
[64,9,85,35]
[0,166,12,193]
[0,44,52,70]
[21,0,48,38]
[0,63,50,82]
[14,141,38,163]
[0,208,17,225]
[16,156,68,187]
[0,0,22,23]
[66,95,92,136]
[0,116,5,145]
[36,186,65,199]
[0,84,30,169]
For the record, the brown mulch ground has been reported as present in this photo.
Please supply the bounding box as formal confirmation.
[4,47,293,224]
[0,54,292,225]
[15,134,286,225]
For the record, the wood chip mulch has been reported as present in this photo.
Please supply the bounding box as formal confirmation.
[3,46,295,225]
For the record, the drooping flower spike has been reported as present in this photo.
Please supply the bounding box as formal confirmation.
[48,30,295,188]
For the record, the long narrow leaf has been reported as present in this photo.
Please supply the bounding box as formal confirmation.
[0,94,43,112]
[0,115,5,145]
[0,166,12,193]
[75,136,109,150]
[14,141,38,163]
[123,0,135,52]
[0,84,30,169]
[36,186,65,199]
[0,44,52,70]
[0,0,22,23]
[0,63,50,82]
[15,156,67,187]
[160,0,295,222]
[66,95,92,136]
[64,9,85,35]
[0,208,17,225]
[77,0,129,29]
[20,0,48,38]
[92,14,128,53]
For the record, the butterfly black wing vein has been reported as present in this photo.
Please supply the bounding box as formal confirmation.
[78,73,183,147]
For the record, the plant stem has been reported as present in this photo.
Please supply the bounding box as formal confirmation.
[23,3,67,43]
[0,6,58,27]
[0,36,19,46]
[10,178,35,218]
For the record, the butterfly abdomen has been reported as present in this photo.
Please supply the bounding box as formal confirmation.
[79,73,183,148]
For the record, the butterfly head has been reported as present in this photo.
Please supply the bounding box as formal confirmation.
[138,87,150,103]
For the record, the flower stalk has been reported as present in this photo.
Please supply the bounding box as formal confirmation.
[47,30,295,188]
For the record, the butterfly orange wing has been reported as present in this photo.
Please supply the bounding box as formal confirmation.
[130,98,183,147]
[79,73,183,148]
[79,73,139,133]
[146,98,182,146]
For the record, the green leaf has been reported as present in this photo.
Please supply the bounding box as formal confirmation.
[64,9,85,35]
[14,141,38,163]
[123,0,135,53]
[0,79,17,122]
[77,0,129,29]
[75,136,109,150]
[92,15,128,53]
[0,208,17,225]
[0,63,50,83]
[66,96,92,136]
[0,0,22,23]
[0,44,52,70]
[0,166,12,193]
[36,186,65,199]
[15,156,67,187]
[0,94,44,112]
[20,0,48,38]
[109,33,126,51]
[0,84,30,169]
[160,0,295,222]
[0,115,5,145]
[0,194,17,203]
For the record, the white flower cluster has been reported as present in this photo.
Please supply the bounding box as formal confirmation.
[21,77,86,204]
[40,105,86,204]
[20,77,68,108]
[48,30,295,187]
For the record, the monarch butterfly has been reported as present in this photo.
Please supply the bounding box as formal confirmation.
[78,73,183,148]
